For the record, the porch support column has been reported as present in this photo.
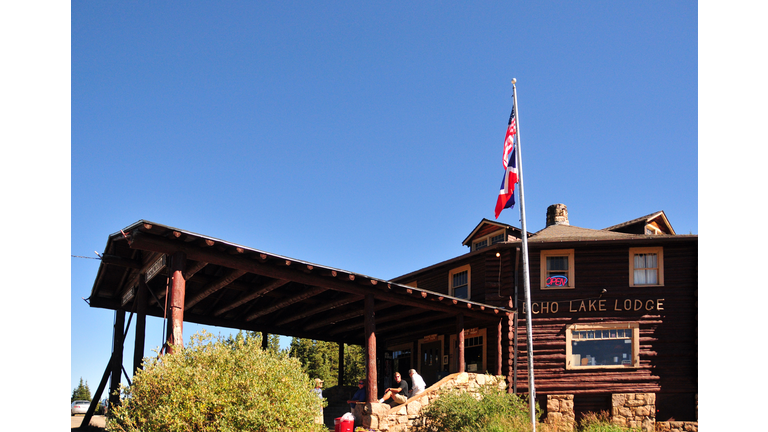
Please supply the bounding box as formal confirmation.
[456,313,465,373]
[133,280,148,373]
[364,294,377,402]
[109,310,126,407]
[166,251,187,354]
[496,318,503,376]
[338,342,345,386]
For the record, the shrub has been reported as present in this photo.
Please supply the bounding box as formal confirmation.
[578,411,642,432]
[106,330,326,432]
[415,379,539,432]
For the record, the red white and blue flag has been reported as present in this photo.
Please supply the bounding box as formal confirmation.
[495,106,518,219]
[501,106,517,170]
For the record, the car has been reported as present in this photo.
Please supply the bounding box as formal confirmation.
[71,400,90,416]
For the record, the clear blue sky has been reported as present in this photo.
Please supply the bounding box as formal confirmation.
[15,0,753,424]
[66,0,701,402]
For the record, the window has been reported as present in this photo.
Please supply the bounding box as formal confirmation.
[449,265,471,299]
[449,328,487,373]
[566,323,639,369]
[540,249,575,289]
[629,247,664,286]
[472,230,506,250]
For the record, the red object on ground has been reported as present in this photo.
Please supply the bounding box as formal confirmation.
[334,417,354,432]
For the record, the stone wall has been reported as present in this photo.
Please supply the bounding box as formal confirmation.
[544,394,575,432]
[357,372,506,432]
[655,421,699,432]
[611,393,656,432]
[541,392,698,432]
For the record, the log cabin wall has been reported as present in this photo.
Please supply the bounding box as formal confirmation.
[515,239,697,421]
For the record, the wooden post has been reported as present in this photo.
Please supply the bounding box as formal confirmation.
[109,310,125,408]
[166,251,186,354]
[457,313,465,373]
[364,294,377,403]
[338,342,345,386]
[134,280,148,373]
[496,318,503,376]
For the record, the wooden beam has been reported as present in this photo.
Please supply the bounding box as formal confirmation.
[365,294,377,403]
[166,251,186,353]
[457,313,465,373]
[183,260,209,280]
[276,294,362,326]
[128,231,508,321]
[185,268,247,309]
[109,310,125,407]
[338,342,345,386]
[244,286,328,322]
[213,278,289,316]
[100,254,142,269]
[134,281,148,374]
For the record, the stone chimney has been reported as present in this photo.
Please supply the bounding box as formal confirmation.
[546,204,569,226]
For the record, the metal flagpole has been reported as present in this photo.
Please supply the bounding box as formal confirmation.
[512,78,537,431]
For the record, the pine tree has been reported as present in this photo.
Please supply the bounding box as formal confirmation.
[71,377,92,402]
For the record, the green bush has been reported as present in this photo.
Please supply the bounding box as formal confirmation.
[107,330,326,432]
[577,411,642,432]
[414,379,538,432]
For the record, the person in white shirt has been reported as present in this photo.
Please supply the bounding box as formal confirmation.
[408,369,426,398]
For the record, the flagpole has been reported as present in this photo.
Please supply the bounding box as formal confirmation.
[512,78,537,431]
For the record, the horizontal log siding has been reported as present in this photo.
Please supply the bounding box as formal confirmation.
[512,241,697,413]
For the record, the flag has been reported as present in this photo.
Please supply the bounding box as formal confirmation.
[495,134,518,219]
[502,105,517,169]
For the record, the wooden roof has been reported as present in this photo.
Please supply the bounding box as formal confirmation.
[88,221,512,346]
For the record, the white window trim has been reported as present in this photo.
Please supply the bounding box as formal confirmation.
[565,322,639,370]
[472,229,505,251]
[540,249,575,289]
[629,247,664,287]
[449,264,471,299]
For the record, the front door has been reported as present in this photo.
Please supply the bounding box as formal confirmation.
[419,340,442,387]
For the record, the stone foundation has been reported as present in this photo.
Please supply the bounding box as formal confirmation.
[357,372,506,432]
[611,393,656,432]
[544,394,575,432]
[540,392,697,432]
[655,421,699,432]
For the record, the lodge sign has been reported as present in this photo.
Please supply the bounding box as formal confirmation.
[522,298,665,315]
[145,255,167,283]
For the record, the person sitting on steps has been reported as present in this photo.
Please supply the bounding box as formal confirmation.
[378,372,409,405]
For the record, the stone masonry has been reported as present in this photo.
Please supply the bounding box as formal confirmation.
[356,372,506,432]
[611,393,656,432]
[544,394,576,432]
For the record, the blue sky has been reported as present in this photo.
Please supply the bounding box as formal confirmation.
[14,0,757,425]
[67,0,700,402]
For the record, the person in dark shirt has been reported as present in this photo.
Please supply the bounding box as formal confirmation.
[378,372,409,405]
[347,379,367,410]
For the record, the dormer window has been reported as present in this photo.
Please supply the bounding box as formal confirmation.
[472,231,506,251]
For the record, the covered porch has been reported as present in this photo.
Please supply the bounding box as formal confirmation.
[82,220,515,428]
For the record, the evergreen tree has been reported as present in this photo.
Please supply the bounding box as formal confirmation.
[288,338,367,387]
[71,377,92,402]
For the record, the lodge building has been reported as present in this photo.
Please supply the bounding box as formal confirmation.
[389,204,698,422]
[82,203,697,426]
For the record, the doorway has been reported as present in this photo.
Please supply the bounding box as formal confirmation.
[418,336,444,387]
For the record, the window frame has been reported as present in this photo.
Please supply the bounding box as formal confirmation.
[449,328,487,373]
[540,249,575,290]
[472,230,506,251]
[449,265,471,299]
[629,247,664,287]
[565,322,640,370]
